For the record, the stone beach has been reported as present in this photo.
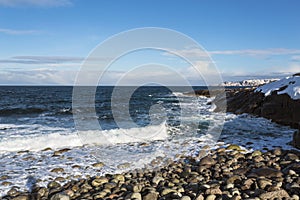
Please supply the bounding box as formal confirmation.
[1,144,299,200]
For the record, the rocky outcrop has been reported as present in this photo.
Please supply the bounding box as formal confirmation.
[212,88,300,149]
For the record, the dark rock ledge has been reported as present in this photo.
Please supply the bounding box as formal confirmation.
[210,87,300,149]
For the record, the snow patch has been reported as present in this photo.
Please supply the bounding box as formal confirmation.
[255,75,300,100]
[220,79,279,87]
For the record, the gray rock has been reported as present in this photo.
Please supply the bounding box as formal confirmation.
[92,162,104,168]
[91,177,108,187]
[181,196,191,200]
[152,176,164,185]
[47,181,61,189]
[195,194,205,200]
[199,156,216,166]
[258,179,272,189]
[50,193,70,200]
[259,189,290,199]
[130,192,142,200]
[249,168,283,178]
[7,188,19,197]
[142,192,158,200]
[205,194,216,200]
[205,186,222,195]
[11,196,29,200]
[161,188,176,196]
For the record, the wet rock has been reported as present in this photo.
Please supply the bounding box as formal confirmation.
[7,188,20,197]
[152,175,164,185]
[92,162,104,168]
[117,162,131,169]
[253,155,264,163]
[249,168,283,178]
[130,192,142,200]
[227,175,241,184]
[47,181,61,189]
[199,156,216,166]
[195,194,205,200]
[91,177,108,187]
[93,191,107,199]
[226,144,242,151]
[258,179,272,189]
[0,175,10,180]
[292,195,300,200]
[285,153,299,161]
[252,150,262,157]
[205,194,216,200]
[161,188,176,196]
[205,186,222,195]
[53,148,71,156]
[273,148,282,156]
[37,187,48,197]
[259,189,290,199]
[142,191,158,200]
[2,181,13,186]
[113,174,125,182]
[181,196,191,200]
[50,168,64,173]
[42,147,53,151]
[50,193,70,200]
[11,196,29,200]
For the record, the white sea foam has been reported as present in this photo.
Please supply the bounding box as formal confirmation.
[172,92,185,96]
[0,122,168,152]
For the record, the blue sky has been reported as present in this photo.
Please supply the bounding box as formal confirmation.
[0,0,300,85]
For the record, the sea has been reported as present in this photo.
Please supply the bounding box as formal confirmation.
[0,86,296,195]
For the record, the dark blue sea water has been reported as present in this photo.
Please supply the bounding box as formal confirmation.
[0,86,205,133]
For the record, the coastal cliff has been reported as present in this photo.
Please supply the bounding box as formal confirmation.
[213,74,300,149]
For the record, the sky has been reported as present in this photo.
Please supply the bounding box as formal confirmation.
[0,0,300,85]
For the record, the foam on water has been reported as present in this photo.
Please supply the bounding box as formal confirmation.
[0,122,168,153]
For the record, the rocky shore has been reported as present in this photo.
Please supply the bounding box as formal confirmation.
[211,87,300,149]
[205,74,300,149]
[213,88,300,130]
[1,145,300,200]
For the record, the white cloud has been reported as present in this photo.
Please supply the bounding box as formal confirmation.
[0,0,72,7]
[165,48,300,58]
[291,55,300,62]
[0,63,299,86]
[268,64,300,75]
[210,48,300,56]
[0,28,39,35]
[0,69,76,85]
[0,56,113,64]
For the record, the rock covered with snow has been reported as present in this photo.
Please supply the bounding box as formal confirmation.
[255,74,300,100]
[220,79,279,87]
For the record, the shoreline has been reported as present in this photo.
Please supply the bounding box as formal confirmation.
[1,85,300,200]
[2,144,299,200]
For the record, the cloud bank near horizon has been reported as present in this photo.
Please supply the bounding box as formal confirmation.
[0,66,299,85]
[0,47,299,85]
